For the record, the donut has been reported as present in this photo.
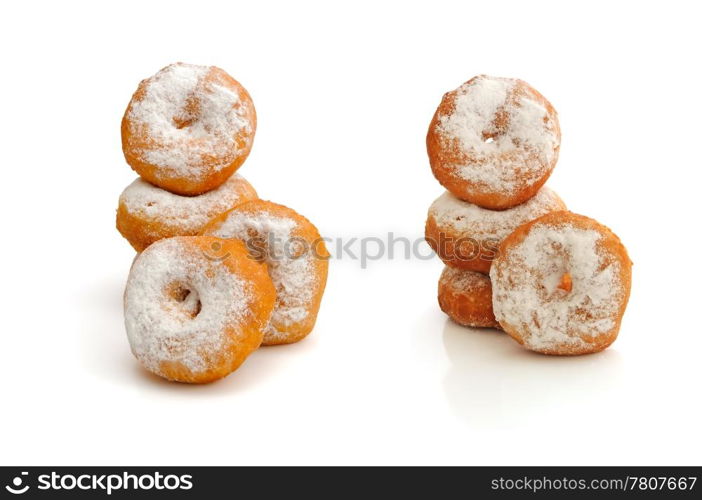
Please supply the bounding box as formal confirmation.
[121,63,256,195]
[438,266,501,329]
[124,236,276,383]
[427,75,561,210]
[116,174,257,252]
[202,200,329,345]
[425,186,565,273]
[490,211,632,355]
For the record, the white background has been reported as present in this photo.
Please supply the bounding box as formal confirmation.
[1,0,700,466]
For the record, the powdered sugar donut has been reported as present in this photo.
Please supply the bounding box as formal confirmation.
[124,236,275,383]
[122,63,256,195]
[490,211,632,355]
[117,174,257,252]
[202,200,329,345]
[438,267,500,329]
[427,75,560,210]
[425,186,565,273]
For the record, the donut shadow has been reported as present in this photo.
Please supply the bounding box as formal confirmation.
[78,276,135,386]
[442,319,624,427]
[130,338,314,395]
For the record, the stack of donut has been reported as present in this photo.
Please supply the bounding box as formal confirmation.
[116,63,328,383]
[426,75,631,355]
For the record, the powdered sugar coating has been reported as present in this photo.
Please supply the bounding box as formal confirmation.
[432,75,560,196]
[119,174,256,234]
[124,63,254,180]
[490,221,626,353]
[204,207,320,344]
[428,186,565,241]
[124,238,255,375]
[440,266,490,291]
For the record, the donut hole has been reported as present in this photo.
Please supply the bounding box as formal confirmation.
[190,299,203,318]
[172,285,190,302]
[172,115,195,129]
[245,235,268,262]
[481,131,498,144]
[166,283,202,319]
[557,273,573,292]
[172,94,201,130]
[541,264,573,299]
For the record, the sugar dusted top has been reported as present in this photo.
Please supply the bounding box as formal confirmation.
[429,186,565,241]
[432,75,560,196]
[119,174,256,231]
[490,220,626,352]
[205,206,319,343]
[124,63,255,181]
[124,238,254,374]
[440,266,491,291]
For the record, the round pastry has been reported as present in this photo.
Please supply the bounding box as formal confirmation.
[426,186,565,273]
[202,200,329,345]
[490,211,632,355]
[122,63,256,195]
[427,75,561,210]
[116,174,257,252]
[438,266,501,329]
[124,236,275,383]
